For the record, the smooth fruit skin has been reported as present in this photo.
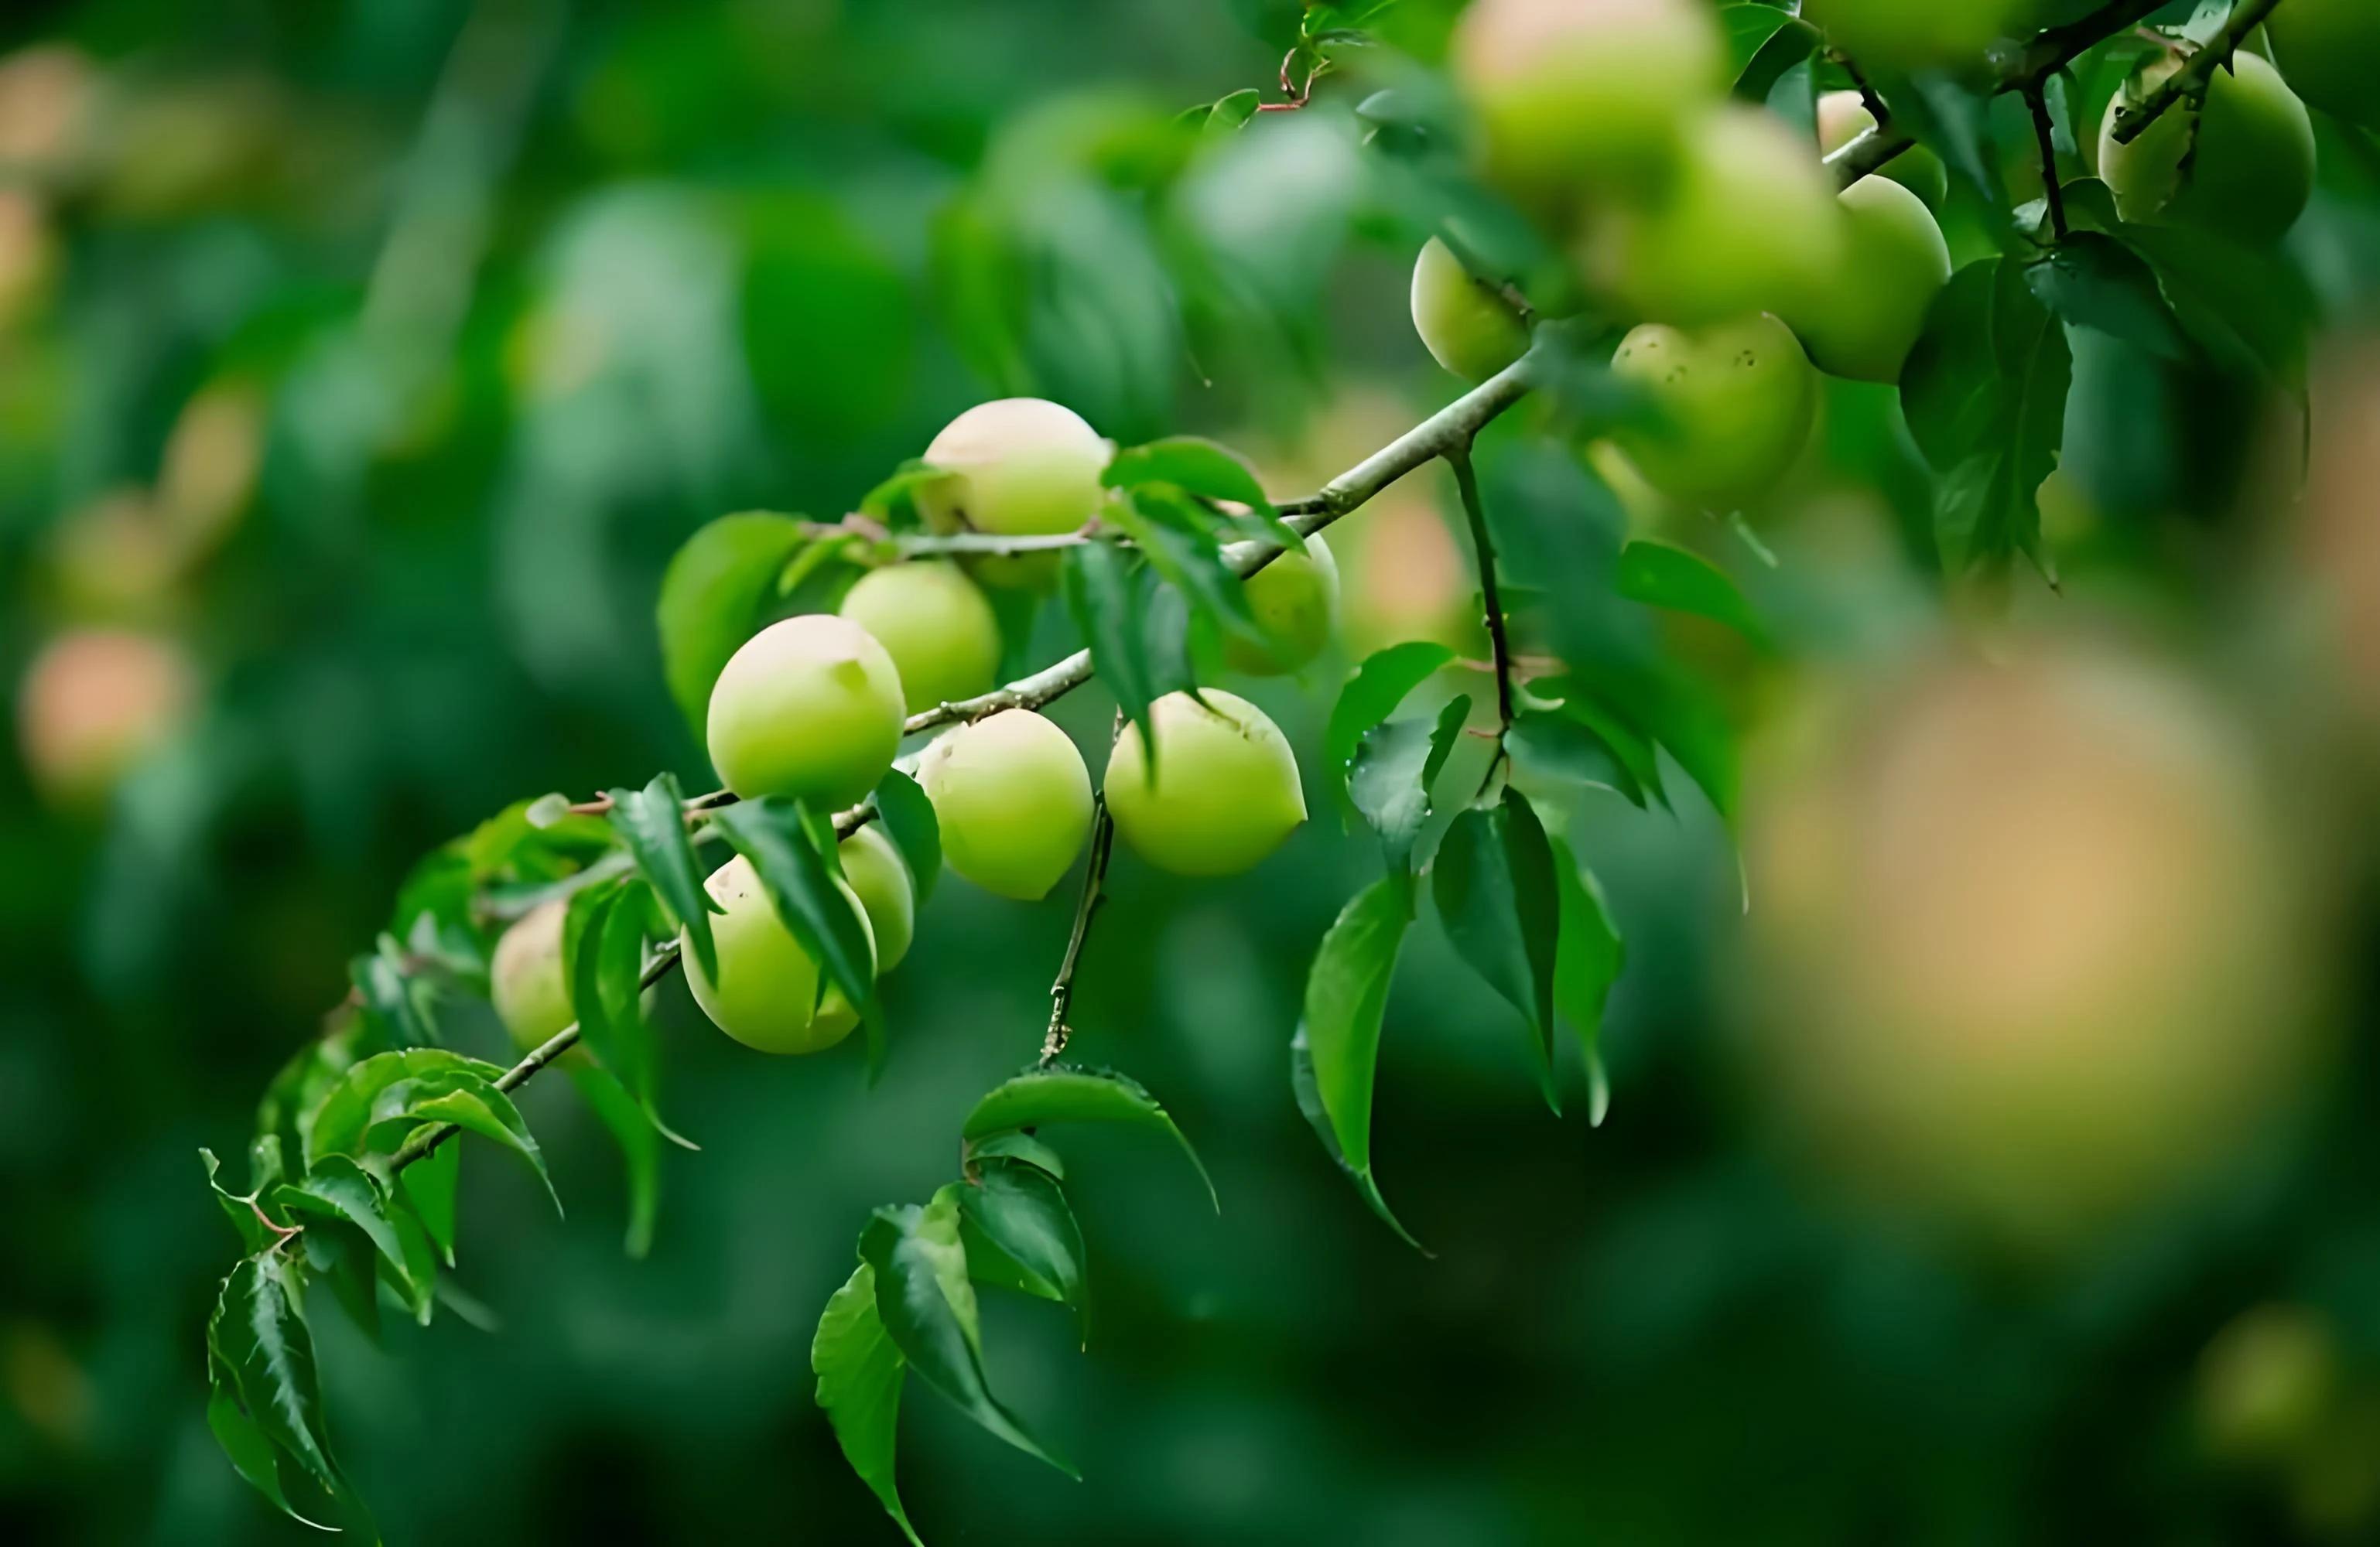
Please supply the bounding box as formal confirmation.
[2099,50,2315,246]
[1802,0,2033,70]
[2269,0,2380,131]
[836,561,1002,714]
[839,824,915,974]
[706,614,907,810]
[1780,178,1951,384]
[1588,104,1845,326]
[682,853,875,1055]
[1104,690,1308,879]
[1226,535,1341,677]
[1410,239,1530,383]
[1816,90,1948,209]
[491,899,575,1054]
[1610,314,1817,513]
[915,709,1093,900]
[1451,0,1724,201]
[916,398,1111,589]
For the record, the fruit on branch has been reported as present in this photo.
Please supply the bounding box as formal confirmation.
[1802,0,2036,70]
[1816,90,1948,210]
[15,627,196,808]
[1584,104,1845,326]
[1609,313,1817,513]
[839,824,915,974]
[836,560,1002,714]
[706,614,907,809]
[1226,534,1341,677]
[2267,0,2380,132]
[916,397,1113,589]
[1449,0,1723,202]
[1104,689,1307,877]
[683,853,875,1055]
[1778,178,1951,384]
[915,709,1094,900]
[1410,238,1530,384]
[491,899,576,1054]
[2099,49,2316,246]
[2197,1304,2341,1467]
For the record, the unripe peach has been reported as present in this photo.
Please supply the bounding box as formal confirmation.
[1780,177,1951,384]
[2269,0,2380,131]
[1104,690,1307,878]
[915,709,1093,900]
[839,824,915,974]
[916,398,1111,589]
[706,615,906,810]
[1587,104,1845,326]
[1410,238,1530,384]
[1610,313,1817,512]
[682,853,875,1055]
[1816,90,1948,209]
[1226,535,1340,677]
[491,899,575,1054]
[1802,0,2033,70]
[1450,0,1724,201]
[2100,50,2314,245]
[836,561,1002,714]
[16,627,195,807]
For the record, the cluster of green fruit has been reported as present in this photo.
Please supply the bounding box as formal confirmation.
[1413,0,2358,520]
[493,398,1324,1058]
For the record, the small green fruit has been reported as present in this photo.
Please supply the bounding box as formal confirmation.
[1450,0,1725,201]
[837,561,1002,714]
[706,615,907,810]
[682,853,875,1055]
[917,398,1111,589]
[1816,90,1949,209]
[2100,49,2315,245]
[1802,0,2033,70]
[1411,238,1530,383]
[839,824,915,974]
[1610,313,1817,512]
[491,899,575,1054]
[1226,535,1341,677]
[1105,689,1307,878]
[1588,104,1845,326]
[916,709,1093,900]
[2269,0,2380,131]
[1780,177,1951,384]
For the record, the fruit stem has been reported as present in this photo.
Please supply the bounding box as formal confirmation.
[1042,722,1121,1067]
[1446,444,1516,787]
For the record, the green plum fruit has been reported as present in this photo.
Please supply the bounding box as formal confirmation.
[1226,534,1341,677]
[682,853,875,1056]
[491,899,575,1054]
[915,709,1093,900]
[836,560,1002,714]
[917,397,1111,588]
[1610,313,1817,512]
[1104,689,1307,878]
[1587,104,1845,326]
[1450,0,1725,202]
[1803,0,2034,70]
[1816,90,1949,208]
[2269,0,2380,131]
[2100,49,2314,245]
[839,823,915,974]
[706,614,907,810]
[1411,238,1530,383]
[1780,177,1951,384]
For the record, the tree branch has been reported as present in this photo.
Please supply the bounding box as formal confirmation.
[2026,86,2068,238]
[1447,447,1513,736]
[2108,0,2286,146]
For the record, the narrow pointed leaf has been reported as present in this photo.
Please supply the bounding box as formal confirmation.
[1301,873,1415,1183]
[813,1263,922,1546]
[1327,643,1455,803]
[1615,541,1768,647]
[275,1155,429,1313]
[871,770,942,904]
[956,1156,1087,1334]
[710,797,875,1006]
[1349,719,1439,873]
[405,1084,559,1216]
[1291,1024,1428,1254]
[1433,791,1563,1105]
[567,1063,662,1258]
[960,1066,1214,1209]
[1551,833,1625,1107]
[607,771,719,982]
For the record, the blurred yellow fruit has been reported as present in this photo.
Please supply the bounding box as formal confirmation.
[2197,1304,2340,1467]
[491,900,576,1054]
[17,627,197,807]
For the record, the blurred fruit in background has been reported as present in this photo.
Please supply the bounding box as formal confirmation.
[15,627,197,809]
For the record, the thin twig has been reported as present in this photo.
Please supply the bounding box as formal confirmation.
[2108,0,2286,146]
[1041,717,1123,1067]
[2026,87,2068,239]
[1446,448,1513,733]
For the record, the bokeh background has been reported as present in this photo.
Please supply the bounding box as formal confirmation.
[8,0,2380,1542]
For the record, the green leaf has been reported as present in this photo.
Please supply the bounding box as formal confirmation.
[1349,717,1441,873]
[206,1381,321,1531]
[562,879,686,1146]
[301,1047,508,1170]
[208,1253,357,1524]
[961,1065,1216,1210]
[957,1156,1088,1336]
[1719,3,1803,80]
[1062,540,1161,746]
[656,511,809,741]
[567,1062,662,1259]
[1326,643,1456,805]
[1550,833,1624,1125]
[607,772,719,982]
[406,1084,559,1216]
[1110,489,1267,647]
[1732,14,1818,102]
[1616,541,1768,647]
[1290,1023,1427,1253]
[812,1263,922,1546]
[1507,710,1647,806]
[275,1156,432,1323]
[860,1194,1076,1477]
[1196,87,1262,136]
[709,797,876,1007]
[200,1147,277,1255]
[1102,435,1275,514]
[1299,873,1416,1228]
[2023,231,2188,361]
[1869,67,2001,204]
[1432,791,1563,1108]
[1424,693,1473,794]
[967,1131,1066,1176]
[871,770,942,905]
[401,1142,459,1265]
[348,937,438,1047]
